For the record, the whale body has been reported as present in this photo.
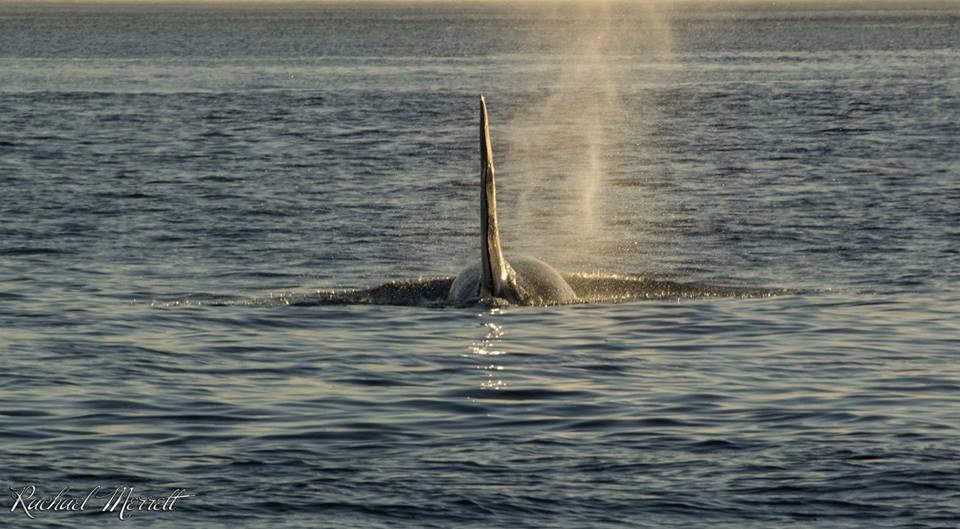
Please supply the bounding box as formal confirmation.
[448,96,578,306]
[256,96,790,309]
[163,99,791,310]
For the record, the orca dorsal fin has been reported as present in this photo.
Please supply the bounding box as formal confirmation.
[479,95,510,299]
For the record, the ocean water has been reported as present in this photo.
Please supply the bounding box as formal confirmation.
[1,2,959,527]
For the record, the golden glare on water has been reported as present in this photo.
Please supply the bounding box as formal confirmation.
[470,319,507,390]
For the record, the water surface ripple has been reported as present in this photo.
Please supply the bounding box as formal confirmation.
[1,3,958,528]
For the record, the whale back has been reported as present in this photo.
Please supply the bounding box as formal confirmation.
[449,256,577,306]
[507,256,578,305]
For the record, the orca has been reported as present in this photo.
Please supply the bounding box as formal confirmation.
[447,96,578,306]
[240,96,790,309]
[161,99,792,310]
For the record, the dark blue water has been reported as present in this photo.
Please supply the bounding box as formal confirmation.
[1,2,958,527]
